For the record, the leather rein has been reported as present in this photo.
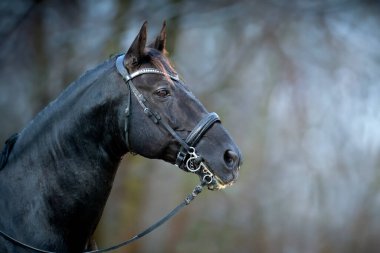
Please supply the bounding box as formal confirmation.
[0,54,221,253]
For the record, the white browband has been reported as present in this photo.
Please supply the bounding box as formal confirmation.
[123,67,180,82]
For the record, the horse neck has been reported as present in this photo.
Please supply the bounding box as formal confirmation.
[3,58,128,248]
[14,59,127,167]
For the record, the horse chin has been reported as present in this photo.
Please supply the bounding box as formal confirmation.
[208,175,235,191]
[194,160,238,191]
[202,173,236,191]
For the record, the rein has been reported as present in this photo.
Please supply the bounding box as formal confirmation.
[0,182,206,253]
[0,54,221,252]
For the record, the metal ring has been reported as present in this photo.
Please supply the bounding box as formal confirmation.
[203,174,213,184]
[188,147,196,155]
[186,158,201,172]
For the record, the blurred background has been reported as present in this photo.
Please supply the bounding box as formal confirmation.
[1,0,380,252]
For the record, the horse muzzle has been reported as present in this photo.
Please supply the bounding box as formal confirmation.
[183,147,239,190]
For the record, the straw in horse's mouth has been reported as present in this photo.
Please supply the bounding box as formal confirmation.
[214,174,235,190]
[193,158,237,190]
[203,171,236,190]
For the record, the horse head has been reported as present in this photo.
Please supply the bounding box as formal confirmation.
[118,22,242,190]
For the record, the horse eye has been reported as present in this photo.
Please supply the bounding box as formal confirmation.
[155,88,170,98]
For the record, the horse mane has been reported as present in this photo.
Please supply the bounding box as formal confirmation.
[0,133,19,170]
[0,58,117,168]
[0,52,171,172]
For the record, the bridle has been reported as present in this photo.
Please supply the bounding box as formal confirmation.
[115,54,221,187]
[0,54,223,253]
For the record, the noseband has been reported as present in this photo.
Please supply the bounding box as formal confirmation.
[115,55,220,186]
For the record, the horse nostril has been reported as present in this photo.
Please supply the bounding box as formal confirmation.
[224,149,239,169]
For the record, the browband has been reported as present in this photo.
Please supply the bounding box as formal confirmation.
[116,56,179,82]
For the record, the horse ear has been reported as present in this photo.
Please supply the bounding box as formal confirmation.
[149,20,166,52]
[125,21,147,68]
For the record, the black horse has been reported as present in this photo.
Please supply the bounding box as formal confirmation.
[0,22,241,253]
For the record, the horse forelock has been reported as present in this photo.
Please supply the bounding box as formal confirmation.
[146,48,177,82]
